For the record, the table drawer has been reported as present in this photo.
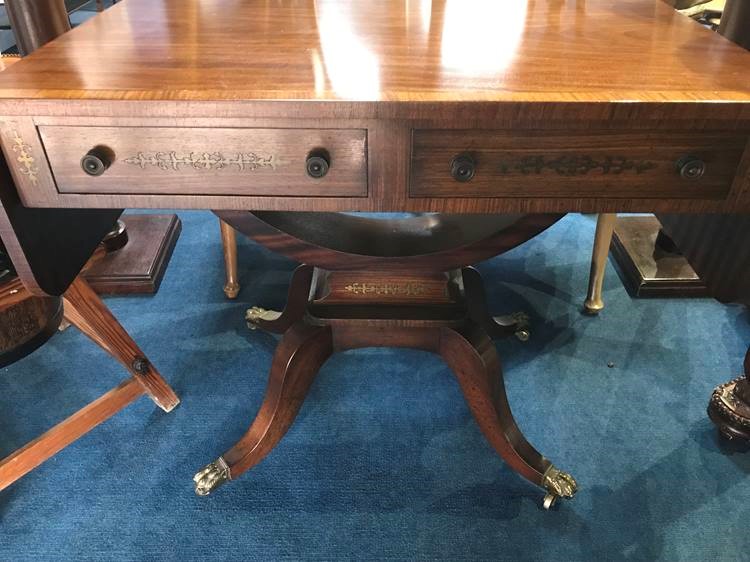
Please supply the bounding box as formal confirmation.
[410,130,748,200]
[38,126,367,197]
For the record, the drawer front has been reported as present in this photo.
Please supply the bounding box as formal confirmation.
[410,130,748,200]
[38,126,367,197]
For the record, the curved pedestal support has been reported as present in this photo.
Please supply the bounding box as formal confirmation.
[709,346,750,442]
[439,323,576,508]
[195,321,332,495]
[196,266,577,507]
[201,212,575,506]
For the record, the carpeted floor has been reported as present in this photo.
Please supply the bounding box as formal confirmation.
[0,212,748,562]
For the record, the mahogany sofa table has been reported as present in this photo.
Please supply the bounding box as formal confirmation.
[0,0,749,507]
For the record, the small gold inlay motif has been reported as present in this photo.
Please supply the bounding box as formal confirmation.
[10,130,38,185]
[344,282,427,296]
[124,151,279,172]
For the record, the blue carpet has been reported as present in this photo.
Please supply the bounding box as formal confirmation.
[1,212,748,562]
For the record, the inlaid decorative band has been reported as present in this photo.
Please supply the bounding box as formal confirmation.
[124,151,279,172]
[344,282,427,296]
[10,129,39,185]
[500,155,657,176]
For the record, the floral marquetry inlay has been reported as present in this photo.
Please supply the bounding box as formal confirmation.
[10,129,39,186]
[124,151,280,172]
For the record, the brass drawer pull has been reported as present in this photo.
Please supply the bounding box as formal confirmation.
[306,149,330,178]
[451,153,476,182]
[81,146,114,176]
[676,156,706,180]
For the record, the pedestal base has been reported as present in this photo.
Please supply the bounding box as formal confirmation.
[195,264,577,508]
[83,214,181,294]
[610,216,708,298]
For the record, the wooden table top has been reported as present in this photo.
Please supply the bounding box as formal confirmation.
[0,0,748,105]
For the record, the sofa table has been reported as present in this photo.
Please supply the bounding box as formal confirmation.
[0,0,748,506]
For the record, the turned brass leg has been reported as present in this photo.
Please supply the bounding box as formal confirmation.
[584,213,617,315]
[220,220,240,299]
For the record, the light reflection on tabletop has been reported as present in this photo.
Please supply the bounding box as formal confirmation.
[0,0,746,103]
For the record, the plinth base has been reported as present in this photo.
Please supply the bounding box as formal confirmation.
[83,214,181,294]
[610,215,708,298]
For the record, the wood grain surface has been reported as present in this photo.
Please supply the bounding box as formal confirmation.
[39,126,367,197]
[411,130,747,200]
[0,0,747,105]
[0,0,748,215]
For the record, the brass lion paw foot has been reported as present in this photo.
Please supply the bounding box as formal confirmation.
[245,306,282,330]
[194,457,230,496]
[542,465,578,509]
[492,311,531,342]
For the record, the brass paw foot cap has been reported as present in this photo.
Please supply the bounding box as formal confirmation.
[542,465,578,510]
[194,457,230,496]
[245,306,281,330]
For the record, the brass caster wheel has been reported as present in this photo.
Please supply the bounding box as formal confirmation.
[194,457,230,496]
[245,306,282,330]
[515,328,530,342]
[543,493,557,510]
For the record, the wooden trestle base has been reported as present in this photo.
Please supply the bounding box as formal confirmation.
[194,212,577,509]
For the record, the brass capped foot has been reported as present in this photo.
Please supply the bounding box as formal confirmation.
[224,282,240,299]
[194,457,230,496]
[245,306,282,330]
[541,465,578,509]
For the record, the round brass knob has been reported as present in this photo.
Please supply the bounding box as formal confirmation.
[306,149,330,179]
[676,156,706,180]
[451,153,476,182]
[81,146,114,177]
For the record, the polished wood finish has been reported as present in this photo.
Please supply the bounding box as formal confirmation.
[39,126,367,197]
[0,0,748,499]
[0,0,747,105]
[411,131,745,200]
[0,1,748,214]
[221,322,333,479]
[0,269,179,491]
[62,275,179,412]
[195,213,577,507]
[83,213,181,294]
[0,378,143,490]
[657,215,750,305]
[219,220,239,299]
[609,216,708,298]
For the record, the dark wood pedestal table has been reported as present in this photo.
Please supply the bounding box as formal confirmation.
[0,0,750,505]
[193,212,577,509]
